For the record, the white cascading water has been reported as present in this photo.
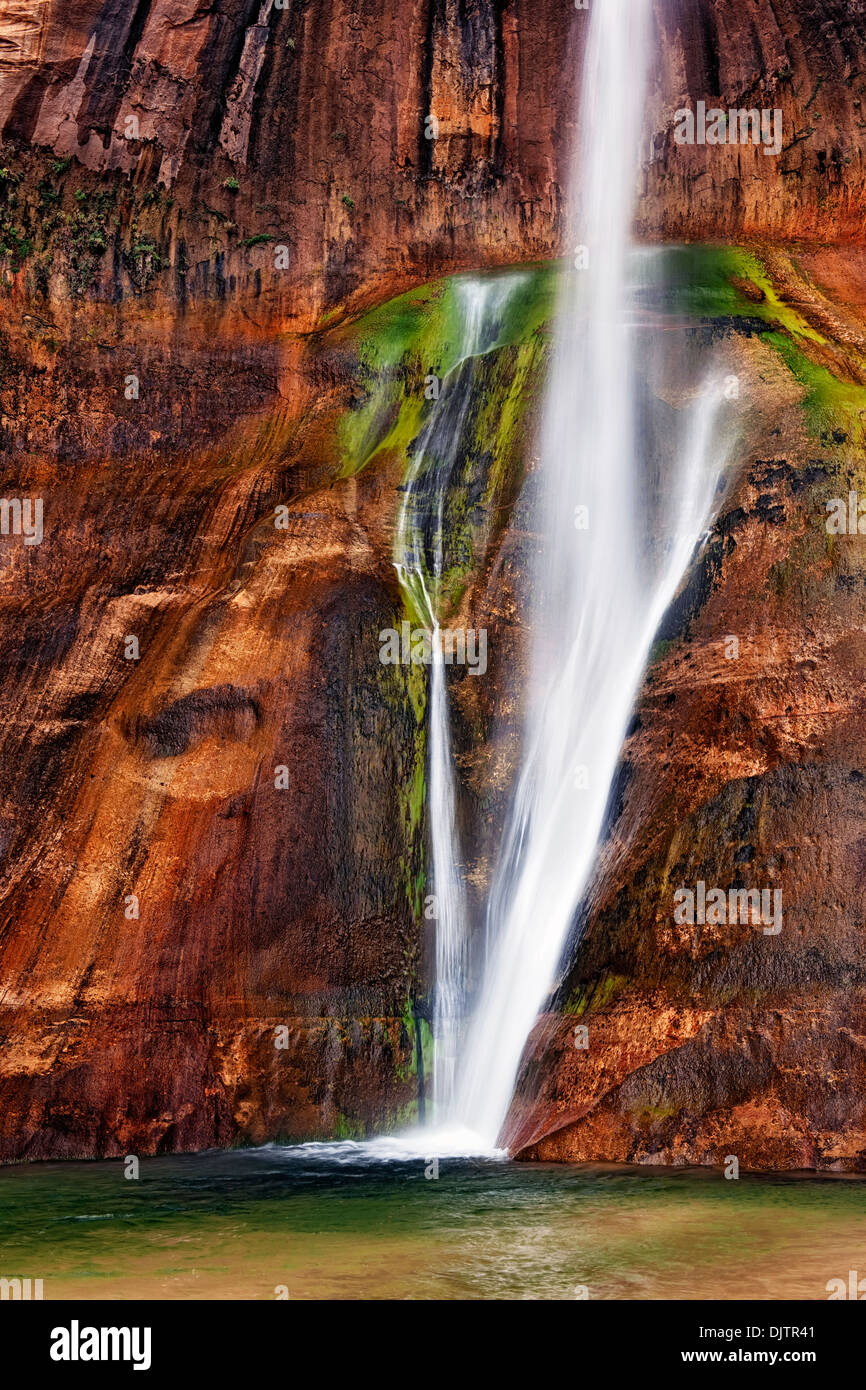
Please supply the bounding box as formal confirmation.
[447,0,728,1146]
[275,0,733,1164]
[393,275,524,1120]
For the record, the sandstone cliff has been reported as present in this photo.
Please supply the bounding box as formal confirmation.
[0,0,864,334]
[0,0,865,1161]
[502,247,866,1170]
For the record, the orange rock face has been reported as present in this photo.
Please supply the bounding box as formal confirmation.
[0,307,433,1156]
[504,251,866,1171]
[0,1,864,330]
[645,0,866,242]
[0,1,865,1162]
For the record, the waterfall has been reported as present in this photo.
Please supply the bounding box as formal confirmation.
[446,0,729,1146]
[305,0,734,1164]
[393,274,525,1120]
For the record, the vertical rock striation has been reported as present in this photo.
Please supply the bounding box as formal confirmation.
[0,1,865,1160]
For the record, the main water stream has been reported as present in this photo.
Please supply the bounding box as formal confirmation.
[281,0,736,1161]
[398,0,731,1151]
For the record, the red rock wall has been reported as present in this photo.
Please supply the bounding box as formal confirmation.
[502,249,866,1171]
[1,0,865,333]
[646,0,866,242]
[1,1,866,1161]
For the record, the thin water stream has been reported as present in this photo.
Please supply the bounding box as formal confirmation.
[392,274,526,1122]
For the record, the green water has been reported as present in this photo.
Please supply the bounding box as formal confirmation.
[0,1150,863,1300]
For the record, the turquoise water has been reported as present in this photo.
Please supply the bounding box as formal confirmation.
[0,1150,863,1300]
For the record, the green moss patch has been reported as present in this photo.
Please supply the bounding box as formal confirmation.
[565,972,630,1018]
[665,244,823,342]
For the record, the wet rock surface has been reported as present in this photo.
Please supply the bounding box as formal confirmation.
[1,1,865,1161]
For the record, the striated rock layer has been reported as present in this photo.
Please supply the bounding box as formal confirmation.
[504,248,866,1171]
[0,0,864,331]
[0,314,431,1157]
[0,0,865,1161]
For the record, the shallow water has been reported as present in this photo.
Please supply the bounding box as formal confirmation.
[0,1150,863,1300]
